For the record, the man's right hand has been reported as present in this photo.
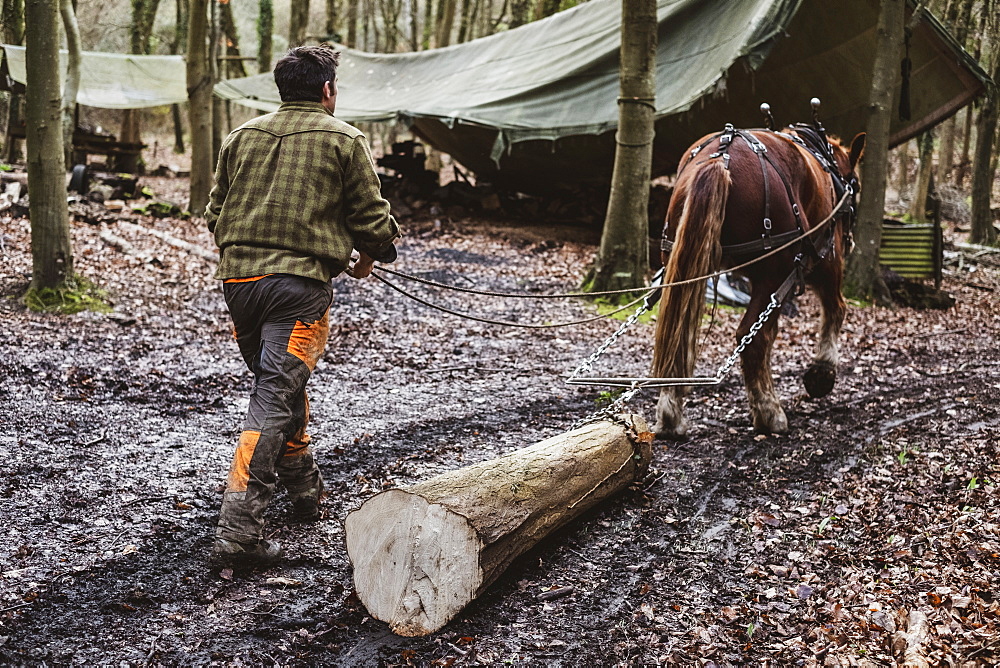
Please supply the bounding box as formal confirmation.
[347,251,375,279]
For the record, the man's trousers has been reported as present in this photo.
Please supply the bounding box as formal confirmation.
[217,274,332,544]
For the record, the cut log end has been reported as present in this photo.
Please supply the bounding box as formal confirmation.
[345,489,484,636]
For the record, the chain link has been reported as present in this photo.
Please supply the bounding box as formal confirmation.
[568,300,652,429]
[712,293,780,381]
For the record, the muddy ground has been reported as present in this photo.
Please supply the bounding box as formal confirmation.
[1,188,999,667]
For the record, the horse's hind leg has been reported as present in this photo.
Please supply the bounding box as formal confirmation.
[654,387,688,440]
[803,257,846,398]
[740,290,788,434]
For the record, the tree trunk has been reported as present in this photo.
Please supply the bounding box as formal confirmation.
[934,0,974,186]
[436,0,456,47]
[345,416,653,637]
[421,0,433,48]
[219,0,247,78]
[59,0,81,166]
[188,0,213,214]
[24,0,72,290]
[346,0,358,47]
[935,116,956,186]
[533,0,558,20]
[509,0,531,28]
[2,0,24,163]
[290,0,310,46]
[845,0,904,302]
[909,131,934,222]
[172,0,189,152]
[406,0,418,50]
[969,68,999,245]
[120,0,162,172]
[325,0,338,39]
[457,0,473,42]
[257,0,273,72]
[894,138,910,200]
[587,0,657,295]
[956,104,974,185]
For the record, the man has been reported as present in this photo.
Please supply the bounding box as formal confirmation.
[205,44,399,567]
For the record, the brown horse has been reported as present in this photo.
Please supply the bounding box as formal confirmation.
[652,124,865,438]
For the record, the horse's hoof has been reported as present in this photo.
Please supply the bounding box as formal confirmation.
[653,421,688,441]
[803,362,837,398]
[752,406,789,435]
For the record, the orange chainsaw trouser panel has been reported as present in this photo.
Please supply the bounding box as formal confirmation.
[217,274,332,544]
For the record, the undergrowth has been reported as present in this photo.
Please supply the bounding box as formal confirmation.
[22,276,112,314]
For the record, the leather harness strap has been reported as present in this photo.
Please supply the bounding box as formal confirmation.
[661,125,850,264]
[659,122,857,305]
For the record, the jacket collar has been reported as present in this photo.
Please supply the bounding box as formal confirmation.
[277,100,334,117]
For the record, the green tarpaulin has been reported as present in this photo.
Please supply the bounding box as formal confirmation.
[2,45,187,109]
[216,0,988,194]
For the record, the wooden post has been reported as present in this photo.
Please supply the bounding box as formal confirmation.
[345,415,653,636]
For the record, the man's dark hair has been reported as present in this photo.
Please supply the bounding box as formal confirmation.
[273,45,341,102]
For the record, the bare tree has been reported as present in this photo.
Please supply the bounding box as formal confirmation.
[935,0,975,185]
[436,0,456,47]
[326,0,339,39]
[219,0,247,78]
[59,0,81,165]
[347,0,359,46]
[24,0,72,291]
[188,0,213,214]
[969,8,999,246]
[533,0,558,20]
[909,130,934,222]
[3,0,25,162]
[509,0,531,28]
[257,0,273,71]
[171,0,189,153]
[290,0,310,45]
[588,0,657,294]
[845,0,905,302]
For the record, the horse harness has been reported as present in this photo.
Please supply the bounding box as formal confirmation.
[660,122,858,304]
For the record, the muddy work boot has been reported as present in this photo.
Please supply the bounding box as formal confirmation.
[210,538,283,569]
[290,496,323,523]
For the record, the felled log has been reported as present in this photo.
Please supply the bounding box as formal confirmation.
[345,415,653,636]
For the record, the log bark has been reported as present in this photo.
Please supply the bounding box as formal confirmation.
[346,415,653,636]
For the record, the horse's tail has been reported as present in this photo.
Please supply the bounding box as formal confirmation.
[651,160,731,380]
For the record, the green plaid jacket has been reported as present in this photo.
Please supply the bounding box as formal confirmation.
[206,101,399,282]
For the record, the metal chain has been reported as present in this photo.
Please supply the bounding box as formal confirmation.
[712,293,780,381]
[568,299,652,379]
[568,299,652,429]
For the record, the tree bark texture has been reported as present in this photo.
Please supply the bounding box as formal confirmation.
[589,0,656,294]
[172,0,189,152]
[347,0,359,47]
[845,0,904,302]
[257,0,273,72]
[59,0,81,165]
[970,70,999,245]
[909,131,934,222]
[894,139,910,199]
[219,0,247,78]
[509,0,531,28]
[345,416,653,636]
[187,0,213,214]
[290,0,310,46]
[3,0,24,161]
[120,0,162,169]
[325,0,338,39]
[436,0,456,47]
[420,0,432,48]
[25,0,72,290]
[533,0,558,20]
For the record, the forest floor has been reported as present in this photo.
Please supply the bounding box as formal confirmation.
[1,177,999,667]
